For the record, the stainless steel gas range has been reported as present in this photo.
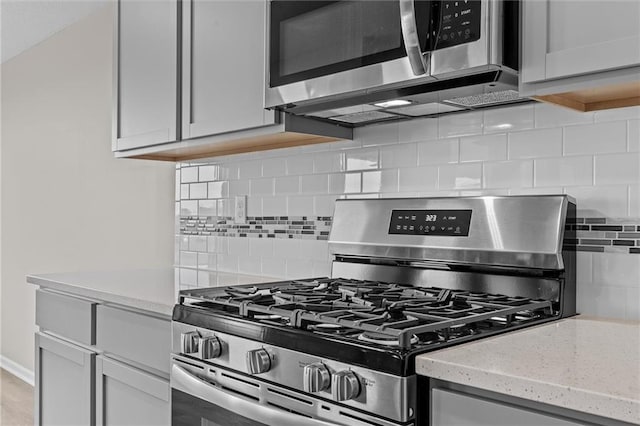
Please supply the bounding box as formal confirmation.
[171,195,576,426]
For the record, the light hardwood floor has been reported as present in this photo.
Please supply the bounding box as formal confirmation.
[0,368,34,425]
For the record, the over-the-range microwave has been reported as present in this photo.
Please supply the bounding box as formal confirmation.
[265,0,522,126]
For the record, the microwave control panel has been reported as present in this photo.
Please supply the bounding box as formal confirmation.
[430,0,482,50]
[389,210,472,236]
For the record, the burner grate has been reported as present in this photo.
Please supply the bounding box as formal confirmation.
[179,278,556,349]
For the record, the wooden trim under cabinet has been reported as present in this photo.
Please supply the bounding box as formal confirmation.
[535,80,640,112]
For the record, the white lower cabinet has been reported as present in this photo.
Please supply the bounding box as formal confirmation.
[35,332,95,426]
[432,388,584,426]
[96,355,170,426]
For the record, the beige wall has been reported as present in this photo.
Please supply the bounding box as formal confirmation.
[0,4,175,375]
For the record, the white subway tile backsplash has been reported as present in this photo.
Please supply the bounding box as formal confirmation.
[229,179,250,196]
[274,176,300,195]
[508,128,562,159]
[312,260,332,277]
[629,185,639,217]
[208,181,229,198]
[626,288,640,320]
[287,155,315,176]
[198,253,216,270]
[262,158,287,177]
[261,258,287,278]
[288,196,314,216]
[362,170,399,193]
[593,105,640,123]
[262,196,287,216]
[483,104,534,134]
[417,139,459,165]
[355,121,399,146]
[313,152,345,173]
[190,182,207,199]
[398,116,438,142]
[286,259,315,279]
[189,236,207,252]
[180,200,198,216]
[329,173,361,194]
[564,121,627,155]
[238,257,262,276]
[301,174,329,194]
[483,160,533,189]
[398,166,438,192]
[438,163,482,190]
[346,148,379,170]
[273,238,301,260]
[593,253,640,288]
[534,102,594,128]
[217,198,232,217]
[380,143,418,169]
[534,156,593,187]
[438,111,483,138]
[181,251,197,268]
[594,153,640,185]
[459,134,507,162]
[628,120,639,152]
[198,200,216,216]
[180,184,189,200]
[228,237,249,256]
[566,185,629,218]
[217,254,239,272]
[181,166,198,183]
[238,160,263,179]
[199,165,218,181]
[249,238,274,258]
[314,195,337,216]
[180,268,197,286]
[249,178,274,196]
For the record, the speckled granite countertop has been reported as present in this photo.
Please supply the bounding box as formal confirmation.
[27,269,277,317]
[416,317,640,424]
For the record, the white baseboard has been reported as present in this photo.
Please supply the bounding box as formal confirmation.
[0,355,35,386]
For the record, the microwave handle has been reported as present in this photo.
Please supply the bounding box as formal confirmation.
[172,364,340,426]
[399,0,430,75]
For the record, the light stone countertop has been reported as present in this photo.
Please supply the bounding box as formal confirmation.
[27,269,277,317]
[415,316,640,424]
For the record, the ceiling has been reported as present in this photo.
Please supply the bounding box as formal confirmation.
[1,0,109,64]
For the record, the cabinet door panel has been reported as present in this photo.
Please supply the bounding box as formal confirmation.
[522,1,640,84]
[182,0,275,139]
[115,0,179,150]
[35,333,95,426]
[96,356,170,426]
[432,388,584,426]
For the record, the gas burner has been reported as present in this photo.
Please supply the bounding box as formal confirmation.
[308,323,346,333]
[358,332,419,347]
[447,324,477,338]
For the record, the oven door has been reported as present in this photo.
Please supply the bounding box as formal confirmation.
[265,0,433,109]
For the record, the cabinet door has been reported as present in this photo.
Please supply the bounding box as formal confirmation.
[114,0,180,151]
[35,333,95,426]
[96,355,170,426]
[432,388,585,426]
[181,0,276,140]
[522,1,640,84]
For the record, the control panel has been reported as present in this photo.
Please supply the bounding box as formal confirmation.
[389,209,472,236]
[431,0,481,50]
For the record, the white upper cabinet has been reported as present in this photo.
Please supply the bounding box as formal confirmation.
[182,0,275,140]
[114,0,179,151]
[520,0,640,111]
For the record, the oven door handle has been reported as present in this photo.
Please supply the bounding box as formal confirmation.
[171,364,340,426]
[400,0,429,75]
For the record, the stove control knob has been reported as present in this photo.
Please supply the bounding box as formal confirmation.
[181,331,199,354]
[246,349,271,374]
[198,336,222,360]
[331,370,361,402]
[303,363,331,393]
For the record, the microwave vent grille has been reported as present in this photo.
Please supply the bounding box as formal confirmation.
[443,90,522,107]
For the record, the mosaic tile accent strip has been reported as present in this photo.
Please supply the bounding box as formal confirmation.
[568,217,640,254]
[180,216,332,240]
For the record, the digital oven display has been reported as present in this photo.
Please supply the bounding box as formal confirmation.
[389,210,472,236]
